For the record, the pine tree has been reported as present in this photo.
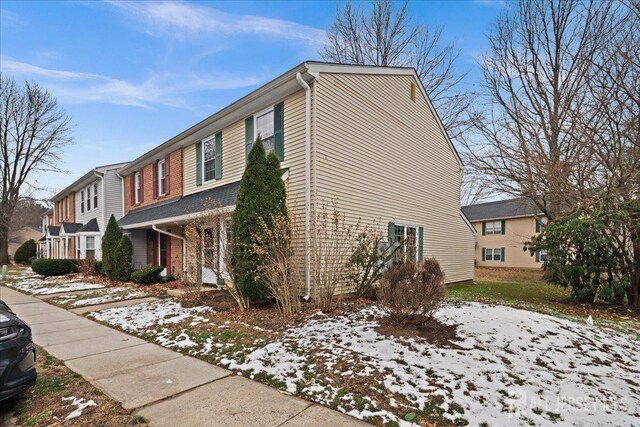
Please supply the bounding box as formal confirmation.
[232,138,288,301]
[101,214,132,281]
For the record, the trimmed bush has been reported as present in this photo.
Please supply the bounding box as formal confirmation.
[231,139,288,302]
[14,239,37,264]
[31,258,77,277]
[131,265,164,284]
[378,259,446,326]
[102,215,133,281]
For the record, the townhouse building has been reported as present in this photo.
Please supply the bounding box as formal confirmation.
[37,163,129,260]
[462,198,547,268]
[116,61,475,289]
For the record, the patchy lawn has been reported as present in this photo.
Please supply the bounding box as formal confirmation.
[474,267,546,284]
[0,346,146,426]
[88,297,640,426]
[48,287,152,308]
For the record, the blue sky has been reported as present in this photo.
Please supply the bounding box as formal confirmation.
[0,0,504,199]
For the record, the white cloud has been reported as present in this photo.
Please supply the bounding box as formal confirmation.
[473,0,507,8]
[106,1,326,46]
[1,58,263,109]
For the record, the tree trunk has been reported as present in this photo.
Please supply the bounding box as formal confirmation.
[629,237,640,306]
[0,222,10,264]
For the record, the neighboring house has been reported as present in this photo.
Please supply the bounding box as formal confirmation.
[8,226,42,260]
[462,198,547,269]
[38,163,129,260]
[117,61,475,289]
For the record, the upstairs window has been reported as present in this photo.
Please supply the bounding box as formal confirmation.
[134,172,141,204]
[255,109,275,155]
[93,183,98,208]
[484,220,503,235]
[81,190,85,213]
[158,159,166,196]
[87,186,91,211]
[203,136,216,182]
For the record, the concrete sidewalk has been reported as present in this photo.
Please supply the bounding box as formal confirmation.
[1,286,364,427]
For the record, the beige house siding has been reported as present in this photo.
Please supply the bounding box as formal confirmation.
[313,72,474,284]
[473,216,542,269]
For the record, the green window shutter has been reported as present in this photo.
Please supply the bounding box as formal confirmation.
[501,220,506,235]
[481,248,486,261]
[214,132,222,180]
[388,222,395,249]
[501,247,505,262]
[273,102,284,161]
[482,222,486,236]
[535,250,540,263]
[195,141,202,186]
[418,226,424,261]
[245,116,254,164]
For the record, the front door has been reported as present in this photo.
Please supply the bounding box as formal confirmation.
[202,227,218,285]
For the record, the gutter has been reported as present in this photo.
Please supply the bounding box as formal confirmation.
[296,71,312,301]
[152,225,186,276]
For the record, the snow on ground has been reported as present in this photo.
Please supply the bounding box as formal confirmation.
[89,300,211,332]
[8,277,104,295]
[51,287,149,307]
[62,396,97,420]
[92,299,640,426]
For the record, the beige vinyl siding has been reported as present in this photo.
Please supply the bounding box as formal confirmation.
[314,73,474,284]
[474,216,542,269]
[181,89,310,278]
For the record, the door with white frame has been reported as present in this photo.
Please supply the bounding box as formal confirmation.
[201,219,230,285]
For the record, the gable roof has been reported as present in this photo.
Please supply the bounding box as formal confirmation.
[118,180,241,229]
[60,222,83,234]
[47,226,60,237]
[119,61,461,175]
[462,198,541,222]
[77,218,100,233]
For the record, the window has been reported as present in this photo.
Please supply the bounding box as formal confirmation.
[158,160,166,196]
[484,221,502,235]
[134,172,141,204]
[80,190,85,213]
[86,186,91,211]
[159,233,168,268]
[203,136,216,182]
[483,248,504,262]
[203,227,219,269]
[86,236,95,259]
[536,249,547,263]
[393,224,418,263]
[255,108,274,155]
[93,183,98,208]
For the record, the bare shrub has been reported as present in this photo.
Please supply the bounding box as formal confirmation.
[253,212,302,320]
[183,199,249,310]
[76,258,94,277]
[378,258,446,325]
[312,199,358,311]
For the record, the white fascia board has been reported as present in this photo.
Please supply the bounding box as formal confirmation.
[120,205,236,230]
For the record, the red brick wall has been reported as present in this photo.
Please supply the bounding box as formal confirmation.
[124,148,183,213]
[52,192,76,225]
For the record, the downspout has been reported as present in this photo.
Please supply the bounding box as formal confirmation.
[94,170,107,260]
[152,224,186,277]
[116,171,125,218]
[296,71,312,301]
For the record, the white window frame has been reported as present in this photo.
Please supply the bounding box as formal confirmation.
[85,236,96,259]
[485,221,502,235]
[393,223,419,263]
[537,249,548,263]
[254,106,275,156]
[80,190,85,213]
[134,171,141,204]
[86,186,91,211]
[485,248,503,261]
[93,183,98,209]
[202,135,216,183]
[158,159,166,196]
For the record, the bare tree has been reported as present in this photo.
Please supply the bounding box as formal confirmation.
[461,0,612,220]
[1,76,72,263]
[579,1,640,305]
[322,0,472,141]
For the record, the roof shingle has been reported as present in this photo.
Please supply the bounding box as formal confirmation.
[461,198,540,222]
